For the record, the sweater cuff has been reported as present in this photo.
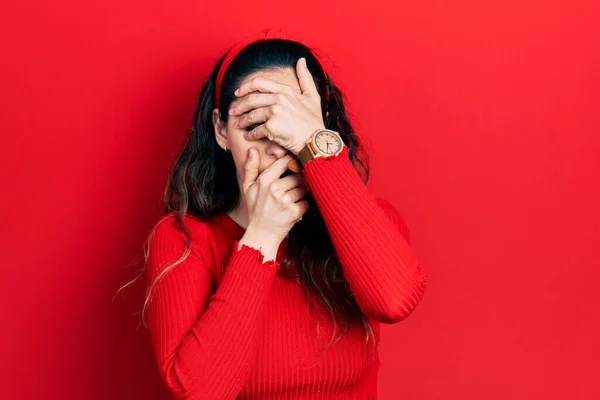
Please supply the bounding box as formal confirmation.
[303,145,352,172]
[231,240,281,269]
[302,145,361,194]
[214,240,281,299]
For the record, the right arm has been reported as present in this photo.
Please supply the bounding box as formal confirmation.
[146,216,281,400]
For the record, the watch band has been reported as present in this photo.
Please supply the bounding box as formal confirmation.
[297,140,316,168]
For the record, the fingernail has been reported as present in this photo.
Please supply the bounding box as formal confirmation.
[301,58,307,67]
[234,88,240,96]
[248,149,253,159]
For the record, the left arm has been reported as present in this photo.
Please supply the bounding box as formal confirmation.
[302,146,428,323]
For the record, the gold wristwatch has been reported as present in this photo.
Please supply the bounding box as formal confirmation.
[296,128,345,170]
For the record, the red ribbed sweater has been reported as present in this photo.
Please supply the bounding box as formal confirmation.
[146,146,428,399]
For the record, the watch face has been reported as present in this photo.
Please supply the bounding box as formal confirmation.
[314,130,343,155]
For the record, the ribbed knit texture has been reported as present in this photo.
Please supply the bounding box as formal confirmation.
[146,146,428,399]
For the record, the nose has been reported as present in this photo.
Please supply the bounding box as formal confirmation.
[266,140,290,159]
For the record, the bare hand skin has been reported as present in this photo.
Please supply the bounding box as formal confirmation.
[229,58,326,155]
[237,228,280,262]
[237,147,310,261]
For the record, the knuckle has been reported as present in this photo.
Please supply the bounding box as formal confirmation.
[258,175,269,186]
[271,104,281,115]
[269,181,280,194]
[282,193,291,204]
[293,207,303,219]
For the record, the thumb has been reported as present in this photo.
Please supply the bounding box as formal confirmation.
[296,57,319,98]
[241,148,259,192]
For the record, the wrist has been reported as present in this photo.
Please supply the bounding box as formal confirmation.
[292,125,326,155]
[238,224,281,261]
[291,142,306,156]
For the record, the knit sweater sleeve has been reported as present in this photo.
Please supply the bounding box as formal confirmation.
[302,146,428,323]
[145,215,280,399]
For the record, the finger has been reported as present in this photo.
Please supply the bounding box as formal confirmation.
[291,200,310,220]
[245,122,273,142]
[230,92,278,116]
[278,173,307,192]
[282,187,307,204]
[296,57,319,98]
[234,76,291,98]
[235,106,270,130]
[259,154,295,182]
[287,158,302,173]
[241,148,260,193]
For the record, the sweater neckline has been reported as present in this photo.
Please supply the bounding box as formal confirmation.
[223,211,246,233]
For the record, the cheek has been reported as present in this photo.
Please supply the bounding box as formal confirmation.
[227,129,270,171]
[230,139,251,161]
[226,129,248,153]
[229,132,264,158]
[230,142,265,171]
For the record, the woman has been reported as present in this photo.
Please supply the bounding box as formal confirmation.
[136,28,427,399]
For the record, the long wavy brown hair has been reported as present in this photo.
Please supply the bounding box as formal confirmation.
[117,38,376,360]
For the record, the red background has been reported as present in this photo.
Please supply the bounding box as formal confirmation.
[1,1,599,399]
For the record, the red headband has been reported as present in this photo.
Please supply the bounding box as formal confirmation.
[214,27,330,113]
